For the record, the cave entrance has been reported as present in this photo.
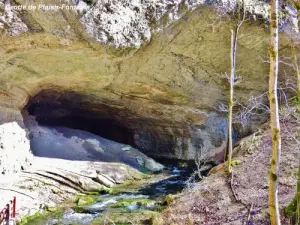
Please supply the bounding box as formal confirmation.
[23,90,135,146]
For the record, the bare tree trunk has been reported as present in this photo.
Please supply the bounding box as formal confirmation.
[297,163,300,224]
[287,0,300,111]
[227,2,245,172]
[297,61,300,111]
[268,0,282,224]
[292,45,300,112]
[227,29,236,173]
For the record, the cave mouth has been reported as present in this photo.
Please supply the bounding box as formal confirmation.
[23,90,135,147]
[32,116,135,146]
[21,89,205,162]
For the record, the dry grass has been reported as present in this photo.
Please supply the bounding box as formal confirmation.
[158,113,299,225]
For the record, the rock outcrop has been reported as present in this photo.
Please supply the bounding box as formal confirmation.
[0,0,298,165]
[80,0,298,47]
[0,121,32,174]
[26,123,164,172]
[0,0,28,36]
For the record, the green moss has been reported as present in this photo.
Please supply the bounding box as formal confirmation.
[44,206,57,212]
[110,198,157,208]
[285,196,297,217]
[110,175,152,194]
[231,160,241,167]
[76,195,98,206]
[82,191,100,195]
[18,210,64,225]
[51,188,62,195]
[18,212,43,225]
[164,194,175,205]
[73,195,99,213]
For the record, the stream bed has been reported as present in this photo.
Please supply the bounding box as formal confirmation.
[21,163,200,225]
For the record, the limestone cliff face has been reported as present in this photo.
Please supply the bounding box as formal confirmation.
[0,121,32,174]
[0,0,28,35]
[0,0,298,165]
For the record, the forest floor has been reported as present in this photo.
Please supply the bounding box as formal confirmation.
[157,108,299,225]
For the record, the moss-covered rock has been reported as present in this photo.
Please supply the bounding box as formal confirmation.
[76,195,98,206]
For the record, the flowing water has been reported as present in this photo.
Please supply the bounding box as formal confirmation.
[22,163,199,225]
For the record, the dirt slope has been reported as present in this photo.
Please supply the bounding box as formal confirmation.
[157,110,299,225]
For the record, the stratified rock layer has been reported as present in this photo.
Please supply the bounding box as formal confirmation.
[80,0,298,47]
[0,2,297,164]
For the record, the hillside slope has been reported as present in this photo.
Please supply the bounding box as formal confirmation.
[157,108,299,224]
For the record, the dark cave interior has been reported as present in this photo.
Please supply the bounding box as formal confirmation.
[23,90,135,146]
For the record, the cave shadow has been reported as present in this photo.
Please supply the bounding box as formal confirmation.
[28,123,151,172]
[22,90,166,172]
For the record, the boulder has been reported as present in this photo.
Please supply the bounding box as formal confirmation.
[144,158,165,172]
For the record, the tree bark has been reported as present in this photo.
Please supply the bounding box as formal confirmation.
[268,0,282,224]
[227,29,236,173]
[297,163,300,224]
[227,3,244,172]
[292,53,300,112]
[297,61,300,111]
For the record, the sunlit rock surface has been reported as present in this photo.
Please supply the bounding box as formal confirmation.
[0,1,298,165]
[0,121,32,174]
[80,0,298,47]
[28,124,164,172]
[0,1,28,36]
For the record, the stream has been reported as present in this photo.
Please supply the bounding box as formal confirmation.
[22,162,200,225]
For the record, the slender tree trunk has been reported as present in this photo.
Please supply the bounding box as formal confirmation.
[297,163,300,224]
[227,5,244,172]
[290,0,300,111]
[268,0,282,224]
[292,46,300,112]
[297,61,300,111]
[227,29,236,173]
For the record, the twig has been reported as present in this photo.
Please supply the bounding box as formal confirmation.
[229,171,240,202]
[246,203,253,225]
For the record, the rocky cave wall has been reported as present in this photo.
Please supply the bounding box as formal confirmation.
[21,89,230,162]
[0,0,299,174]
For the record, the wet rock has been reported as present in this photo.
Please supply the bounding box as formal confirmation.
[27,125,163,172]
[122,146,132,151]
[136,156,164,172]
[144,158,165,172]
[94,174,116,188]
